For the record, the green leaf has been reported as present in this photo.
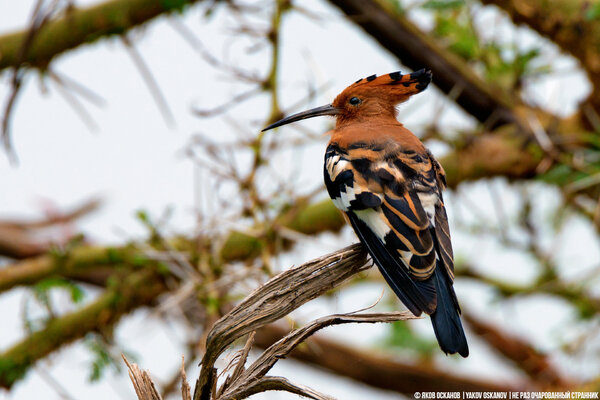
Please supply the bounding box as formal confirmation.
[84,334,127,382]
[383,320,437,357]
[33,277,85,312]
[585,3,600,20]
[433,14,480,60]
[135,209,150,225]
[423,0,465,10]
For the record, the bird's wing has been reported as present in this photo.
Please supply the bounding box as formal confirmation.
[324,142,447,315]
[429,156,456,282]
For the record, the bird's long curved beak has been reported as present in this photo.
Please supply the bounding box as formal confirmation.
[261,104,341,132]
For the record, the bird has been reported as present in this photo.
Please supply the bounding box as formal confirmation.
[262,69,468,357]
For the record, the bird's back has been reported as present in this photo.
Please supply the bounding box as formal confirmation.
[325,121,469,357]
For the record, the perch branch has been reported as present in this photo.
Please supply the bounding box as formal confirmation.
[219,311,415,400]
[193,243,369,400]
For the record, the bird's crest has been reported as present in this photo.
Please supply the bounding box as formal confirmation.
[261,68,433,132]
[351,69,430,91]
[335,69,432,105]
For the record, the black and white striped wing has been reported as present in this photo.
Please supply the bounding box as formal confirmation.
[323,143,446,316]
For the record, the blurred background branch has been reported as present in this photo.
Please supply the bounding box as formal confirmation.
[1,0,599,398]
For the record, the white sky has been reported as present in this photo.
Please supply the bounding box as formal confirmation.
[0,1,599,399]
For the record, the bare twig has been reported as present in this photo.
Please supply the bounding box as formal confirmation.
[192,88,261,117]
[121,35,175,127]
[221,376,335,400]
[1,0,60,161]
[181,356,192,400]
[50,72,99,132]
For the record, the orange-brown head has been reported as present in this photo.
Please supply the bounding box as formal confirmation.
[262,69,432,132]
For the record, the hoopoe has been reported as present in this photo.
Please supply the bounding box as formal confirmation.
[262,69,468,357]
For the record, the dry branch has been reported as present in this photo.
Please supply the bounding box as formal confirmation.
[120,244,414,400]
[123,355,163,400]
[181,357,193,400]
[223,376,335,400]
[254,323,522,393]
[218,311,416,400]
[194,243,369,400]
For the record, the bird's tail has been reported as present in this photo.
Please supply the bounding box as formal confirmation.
[430,266,469,357]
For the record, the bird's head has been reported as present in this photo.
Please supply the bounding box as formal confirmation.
[262,69,432,132]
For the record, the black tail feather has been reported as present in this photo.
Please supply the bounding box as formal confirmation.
[347,212,436,316]
[430,266,469,357]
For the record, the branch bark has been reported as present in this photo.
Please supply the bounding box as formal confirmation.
[194,243,369,400]
[0,198,345,294]
[0,0,204,71]
[0,269,167,389]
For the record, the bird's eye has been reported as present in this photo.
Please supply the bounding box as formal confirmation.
[349,97,361,106]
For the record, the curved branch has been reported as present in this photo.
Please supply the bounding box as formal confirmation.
[327,0,519,127]
[194,243,368,400]
[225,376,334,400]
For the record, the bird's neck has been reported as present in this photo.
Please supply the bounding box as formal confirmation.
[330,116,425,153]
[334,113,399,130]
